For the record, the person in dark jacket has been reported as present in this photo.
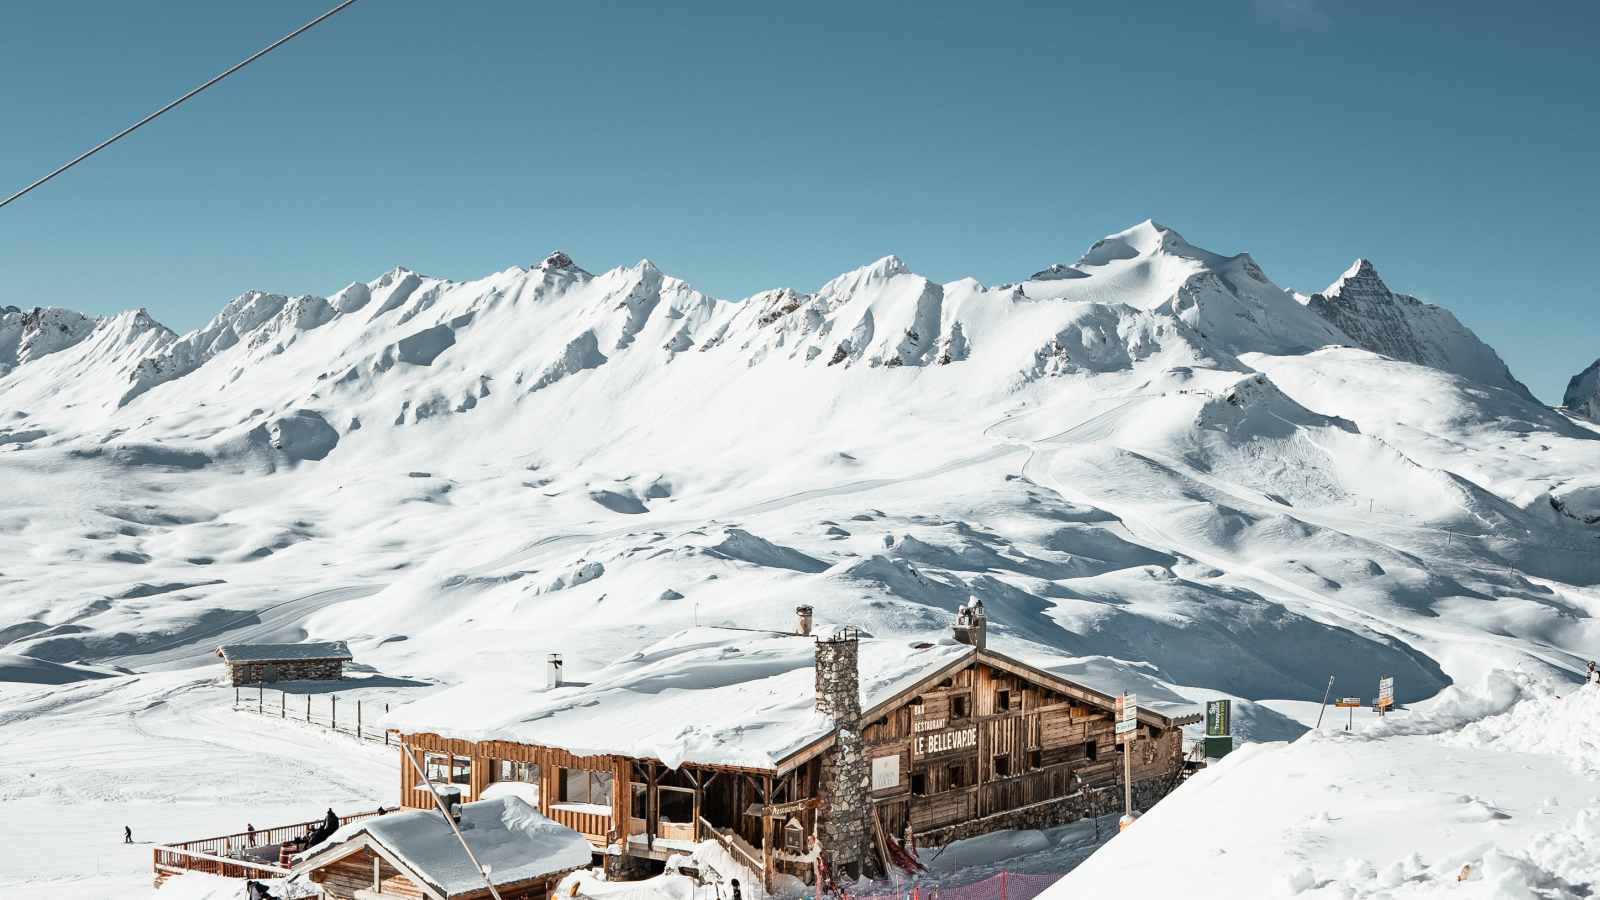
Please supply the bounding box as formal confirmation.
[730,878,741,900]
[124,826,133,844]
[323,809,339,833]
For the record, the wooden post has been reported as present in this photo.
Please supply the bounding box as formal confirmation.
[357,701,362,739]
[281,691,285,718]
[332,695,337,732]
[307,693,311,722]
[763,775,775,895]
[1123,738,1132,818]
[258,684,263,713]
[647,763,658,853]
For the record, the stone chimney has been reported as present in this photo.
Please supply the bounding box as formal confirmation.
[815,629,875,880]
[796,605,814,636]
[953,597,987,649]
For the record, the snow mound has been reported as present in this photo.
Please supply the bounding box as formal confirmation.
[1439,681,1600,777]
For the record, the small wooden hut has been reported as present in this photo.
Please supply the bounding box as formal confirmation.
[217,641,352,686]
[290,796,592,900]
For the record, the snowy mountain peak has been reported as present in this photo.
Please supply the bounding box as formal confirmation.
[1564,358,1600,421]
[1302,259,1534,400]
[538,251,576,271]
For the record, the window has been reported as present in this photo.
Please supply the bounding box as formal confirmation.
[658,786,694,824]
[559,768,613,807]
[911,772,927,796]
[948,764,965,788]
[951,695,970,719]
[631,783,648,819]
[997,689,1011,712]
[1028,749,1042,770]
[495,760,540,784]
[1085,740,1098,761]
[993,755,1011,778]
[425,753,471,787]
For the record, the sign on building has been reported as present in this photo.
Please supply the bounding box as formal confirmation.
[1206,699,1231,736]
[871,754,900,791]
[914,726,977,757]
[1115,693,1138,743]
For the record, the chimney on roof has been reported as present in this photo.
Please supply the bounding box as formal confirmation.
[815,629,875,880]
[796,605,813,636]
[953,597,987,650]
[547,653,563,689]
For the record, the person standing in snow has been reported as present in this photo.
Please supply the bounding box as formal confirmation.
[323,808,339,833]
[730,878,741,900]
[124,826,132,844]
[1587,662,1599,685]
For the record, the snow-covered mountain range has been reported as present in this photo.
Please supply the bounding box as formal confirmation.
[7,219,1600,899]
[3,219,1597,704]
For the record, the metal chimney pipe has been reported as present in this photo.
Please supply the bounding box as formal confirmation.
[547,653,563,689]
[796,606,814,637]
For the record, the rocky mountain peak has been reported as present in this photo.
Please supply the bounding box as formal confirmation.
[538,251,575,271]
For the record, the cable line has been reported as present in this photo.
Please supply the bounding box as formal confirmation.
[0,0,363,211]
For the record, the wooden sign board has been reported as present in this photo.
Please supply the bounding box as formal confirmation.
[1334,698,1362,708]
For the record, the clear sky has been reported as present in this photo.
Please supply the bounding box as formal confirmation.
[0,1,1595,402]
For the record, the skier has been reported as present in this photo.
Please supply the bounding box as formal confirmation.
[124,826,133,844]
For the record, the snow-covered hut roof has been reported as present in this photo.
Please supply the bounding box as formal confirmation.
[382,627,1197,772]
[292,796,591,899]
[216,640,352,663]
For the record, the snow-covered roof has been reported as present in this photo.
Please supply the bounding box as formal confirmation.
[216,640,352,663]
[294,795,592,898]
[383,628,974,770]
[382,627,1194,771]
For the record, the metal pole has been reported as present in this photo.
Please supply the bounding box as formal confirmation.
[1314,676,1335,730]
[1123,738,1132,818]
[332,695,337,732]
[357,701,362,739]
[307,693,311,722]
[401,743,504,900]
[281,691,285,718]
[259,684,263,713]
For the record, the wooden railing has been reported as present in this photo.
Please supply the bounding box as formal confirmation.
[234,687,401,746]
[153,808,392,883]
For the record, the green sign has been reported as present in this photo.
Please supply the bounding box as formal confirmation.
[1206,699,1231,736]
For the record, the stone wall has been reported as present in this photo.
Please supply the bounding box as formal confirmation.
[814,634,876,880]
[917,771,1185,845]
[227,659,344,686]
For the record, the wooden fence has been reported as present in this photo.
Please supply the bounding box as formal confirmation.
[153,808,392,884]
[233,686,400,746]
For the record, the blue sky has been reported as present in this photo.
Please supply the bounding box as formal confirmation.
[0,1,1595,402]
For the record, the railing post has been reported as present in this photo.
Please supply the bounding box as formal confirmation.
[1001,871,1007,900]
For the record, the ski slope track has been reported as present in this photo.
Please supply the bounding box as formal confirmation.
[3,221,1600,898]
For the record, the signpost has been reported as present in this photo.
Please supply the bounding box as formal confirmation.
[1334,697,1362,731]
[1377,677,1395,717]
[1204,699,1232,759]
[1116,693,1137,816]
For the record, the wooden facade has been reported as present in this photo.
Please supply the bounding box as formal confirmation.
[397,647,1198,890]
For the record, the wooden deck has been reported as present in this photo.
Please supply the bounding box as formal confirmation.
[152,808,392,886]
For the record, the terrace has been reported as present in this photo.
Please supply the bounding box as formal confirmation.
[152,808,392,885]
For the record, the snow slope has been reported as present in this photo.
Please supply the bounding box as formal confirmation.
[1046,674,1600,899]
[2,221,1600,896]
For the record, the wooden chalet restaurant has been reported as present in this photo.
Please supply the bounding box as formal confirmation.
[386,603,1201,890]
